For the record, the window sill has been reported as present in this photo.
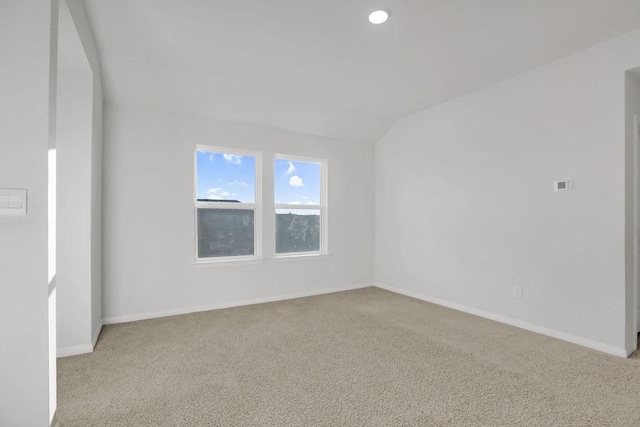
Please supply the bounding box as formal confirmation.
[192,257,264,267]
[271,252,331,262]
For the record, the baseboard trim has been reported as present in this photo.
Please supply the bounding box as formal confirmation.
[57,343,93,358]
[57,321,104,358]
[103,283,372,325]
[626,341,637,357]
[92,320,103,349]
[374,283,628,358]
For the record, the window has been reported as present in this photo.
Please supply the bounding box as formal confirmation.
[274,155,327,256]
[194,145,261,262]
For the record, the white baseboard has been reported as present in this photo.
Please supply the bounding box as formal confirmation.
[375,283,628,358]
[57,321,104,358]
[57,343,93,358]
[103,283,372,325]
[92,320,103,348]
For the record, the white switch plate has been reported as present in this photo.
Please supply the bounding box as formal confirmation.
[0,189,27,216]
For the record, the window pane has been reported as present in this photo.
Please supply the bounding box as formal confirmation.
[274,159,321,205]
[197,208,254,258]
[276,209,320,254]
[196,151,255,203]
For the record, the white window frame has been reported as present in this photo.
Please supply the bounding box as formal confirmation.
[194,144,262,264]
[273,153,328,259]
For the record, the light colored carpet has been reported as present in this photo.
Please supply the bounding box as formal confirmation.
[58,287,640,426]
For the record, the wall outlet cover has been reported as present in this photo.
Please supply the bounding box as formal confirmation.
[513,286,522,298]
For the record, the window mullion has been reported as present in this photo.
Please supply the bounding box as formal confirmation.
[275,204,322,210]
[196,202,257,210]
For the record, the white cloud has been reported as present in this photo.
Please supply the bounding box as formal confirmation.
[228,180,249,188]
[288,201,302,205]
[223,153,242,164]
[289,175,304,187]
[205,187,233,199]
[285,161,295,175]
[209,154,215,162]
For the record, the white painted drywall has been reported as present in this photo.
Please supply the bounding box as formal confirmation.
[0,0,55,425]
[375,28,640,355]
[627,68,640,339]
[89,42,104,349]
[102,106,374,323]
[64,0,104,347]
[55,0,104,356]
[56,0,94,355]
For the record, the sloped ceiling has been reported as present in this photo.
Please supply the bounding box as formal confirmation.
[84,0,640,143]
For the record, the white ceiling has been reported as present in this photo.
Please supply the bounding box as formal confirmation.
[83,0,640,143]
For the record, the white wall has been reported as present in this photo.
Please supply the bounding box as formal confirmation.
[89,42,104,350]
[375,28,640,357]
[55,0,103,356]
[64,0,104,348]
[102,105,374,323]
[56,0,93,356]
[626,68,640,338]
[0,0,55,425]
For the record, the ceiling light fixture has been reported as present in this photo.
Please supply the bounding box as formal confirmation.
[368,9,390,24]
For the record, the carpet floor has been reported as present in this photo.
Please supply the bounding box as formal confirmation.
[58,287,640,426]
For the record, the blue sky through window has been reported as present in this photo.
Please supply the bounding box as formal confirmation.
[274,159,321,205]
[196,152,321,205]
[196,151,255,203]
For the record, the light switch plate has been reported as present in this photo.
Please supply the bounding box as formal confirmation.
[0,189,27,216]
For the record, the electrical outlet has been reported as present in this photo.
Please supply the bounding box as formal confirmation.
[513,286,522,299]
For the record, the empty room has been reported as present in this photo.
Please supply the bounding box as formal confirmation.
[3,0,640,426]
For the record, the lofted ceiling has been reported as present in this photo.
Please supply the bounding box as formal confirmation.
[83,0,640,143]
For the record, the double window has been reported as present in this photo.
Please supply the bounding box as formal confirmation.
[194,145,327,263]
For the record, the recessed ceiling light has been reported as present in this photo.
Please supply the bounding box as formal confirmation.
[368,9,390,25]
